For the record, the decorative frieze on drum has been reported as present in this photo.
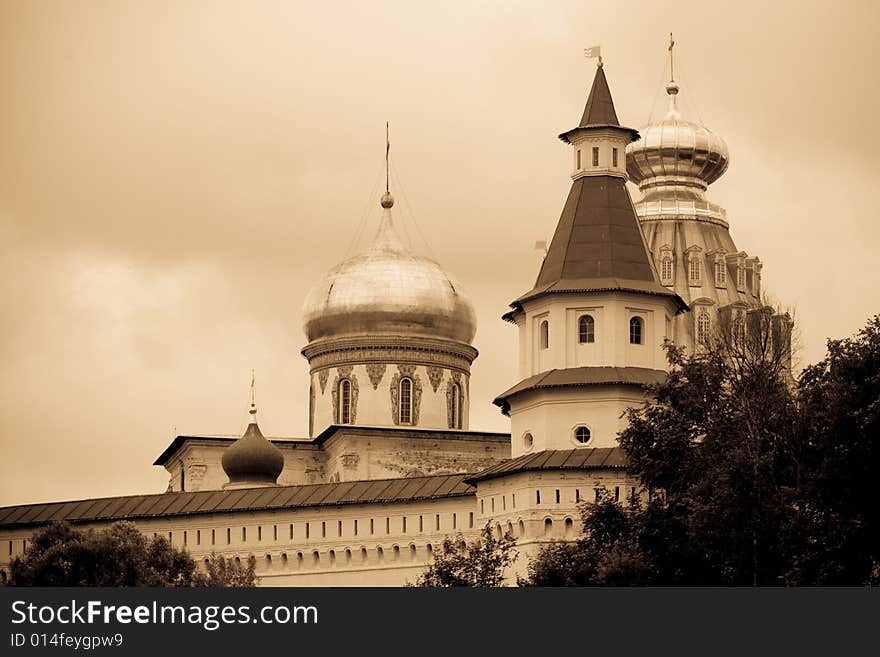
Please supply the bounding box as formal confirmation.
[318,369,329,394]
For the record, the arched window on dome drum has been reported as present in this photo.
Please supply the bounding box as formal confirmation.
[629,317,643,345]
[578,315,595,344]
[715,260,726,287]
[734,313,746,344]
[399,377,413,424]
[689,255,702,284]
[697,312,711,345]
[661,256,674,283]
[539,320,549,349]
[338,379,351,424]
[451,382,462,429]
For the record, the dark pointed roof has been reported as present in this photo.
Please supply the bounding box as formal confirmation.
[559,65,639,143]
[509,176,687,311]
[579,65,619,127]
[508,65,686,316]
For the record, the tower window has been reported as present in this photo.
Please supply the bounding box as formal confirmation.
[592,147,599,167]
[612,147,618,167]
[451,382,462,429]
[576,149,581,169]
[338,379,351,424]
[399,377,413,424]
[574,426,591,444]
[697,311,711,345]
[689,256,702,284]
[737,263,746,290]
[661,255,674,283]
[734,312,746,343]
[578,315,595,343]
[629,316,643,345]
[539,320,549,349]
[715,260,726,287]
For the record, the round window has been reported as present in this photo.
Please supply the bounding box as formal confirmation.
[574,426,591,445]
[523,432,534,450]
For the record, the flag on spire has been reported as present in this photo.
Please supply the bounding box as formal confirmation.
[584,46,601,59]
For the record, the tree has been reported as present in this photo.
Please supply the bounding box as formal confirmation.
[618,308,800,585]
[522,489,653,586]
[790,315,880,585]
[197,553,259,587]
[8,521,257,587]
[413,523,516,587]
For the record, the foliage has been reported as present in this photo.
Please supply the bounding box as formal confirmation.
[790,315,880,584]
[196,553,259,587]
[413,522,516,587]
[8,521,257,587]
[523,313,880,586]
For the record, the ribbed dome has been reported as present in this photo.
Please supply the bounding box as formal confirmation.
[626,82,729,193]
[221,406,284,487]
[302,200,477,345]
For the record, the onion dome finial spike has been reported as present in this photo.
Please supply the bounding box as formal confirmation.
[666,33,680,113]
[248,368,257,423]
[381,122,394,209]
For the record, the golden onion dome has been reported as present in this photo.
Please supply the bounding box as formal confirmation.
[626,81,729,192]
[302,194,477,345]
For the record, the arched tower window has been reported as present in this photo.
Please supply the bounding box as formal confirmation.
[399,377,413,424]
[689,255,702,284]
[629,317,643,345]
[734,312,746,344]
[714,259,726,287]
[578,315,595,344]
[539,320,549,349]
[338,379,351,424]
[697,312,711,345]
[661,255,674,283]
[450,382,462,430]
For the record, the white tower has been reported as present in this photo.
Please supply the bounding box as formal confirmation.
[494,63,688,457]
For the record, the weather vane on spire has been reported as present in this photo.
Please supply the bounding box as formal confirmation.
[249,368,256,417]
[584,45,602,68]
[668,32,675,82]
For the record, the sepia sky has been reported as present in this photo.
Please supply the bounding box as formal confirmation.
[1,0,878,506]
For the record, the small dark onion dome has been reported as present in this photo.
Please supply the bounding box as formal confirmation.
[221,404,284,487]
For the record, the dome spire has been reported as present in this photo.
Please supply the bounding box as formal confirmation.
[248,368,257,424]
[666,33,680,115]
[380,122,394,209]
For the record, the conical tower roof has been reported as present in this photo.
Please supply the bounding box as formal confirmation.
[559,64,639,144]
[510,65,686,314]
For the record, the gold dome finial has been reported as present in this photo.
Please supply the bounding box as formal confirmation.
[381,122,394,208]
[666,33,680,112]
[248,368,257,423]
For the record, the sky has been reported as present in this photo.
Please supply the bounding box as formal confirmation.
[1,0,878,506]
